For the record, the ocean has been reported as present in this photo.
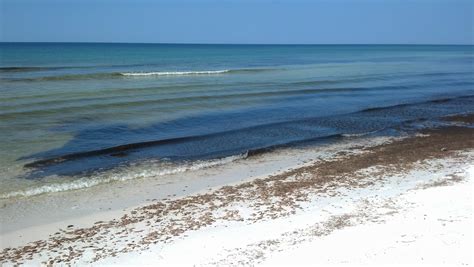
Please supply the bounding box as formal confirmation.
[0,43,473,199]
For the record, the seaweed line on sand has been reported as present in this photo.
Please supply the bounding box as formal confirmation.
[1,125,473,265]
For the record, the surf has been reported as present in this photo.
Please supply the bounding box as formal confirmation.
[120,70,230,76]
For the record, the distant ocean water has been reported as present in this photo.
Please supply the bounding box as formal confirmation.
[0,43,473,199]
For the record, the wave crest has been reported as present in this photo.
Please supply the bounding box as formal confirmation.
[3,68,277,82]
[1,152,248,199]
[120,70,230,76]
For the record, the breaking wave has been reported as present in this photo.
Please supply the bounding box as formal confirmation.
[1,152,249,199]
[120,70,230,76]
[3,68,275,82]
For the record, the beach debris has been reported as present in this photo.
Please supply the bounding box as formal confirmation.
[1,125,472,265]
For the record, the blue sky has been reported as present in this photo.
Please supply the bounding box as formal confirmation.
[0,0,472,44]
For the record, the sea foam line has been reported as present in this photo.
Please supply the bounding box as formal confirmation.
[1,152,248,199]
[120,70,230,76]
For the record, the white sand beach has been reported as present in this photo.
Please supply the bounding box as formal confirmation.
[101,162,473,266]
[1,124,473,266]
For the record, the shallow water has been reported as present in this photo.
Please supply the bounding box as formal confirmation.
[0,43,473,198]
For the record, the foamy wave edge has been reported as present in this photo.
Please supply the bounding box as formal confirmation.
[1,152,248,199]
[120,70,230,76]
[341,129,383,138]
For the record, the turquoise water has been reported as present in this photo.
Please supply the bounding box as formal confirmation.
[0,43,473,198]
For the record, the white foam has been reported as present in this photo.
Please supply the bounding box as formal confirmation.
[120,70,230,76]
[341,132,370,137]
[0,152,248,199]
[341,129,382,138]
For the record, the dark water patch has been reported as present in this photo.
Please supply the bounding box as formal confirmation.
[19,94,474,180]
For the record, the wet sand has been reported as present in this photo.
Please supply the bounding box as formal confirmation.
[1,115,473,265]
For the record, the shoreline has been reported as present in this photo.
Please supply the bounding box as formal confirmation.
[1,115,473,265]
[1,134,397,238]
[4,94,473,200]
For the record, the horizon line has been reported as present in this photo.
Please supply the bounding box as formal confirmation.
[0,41,472,46]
